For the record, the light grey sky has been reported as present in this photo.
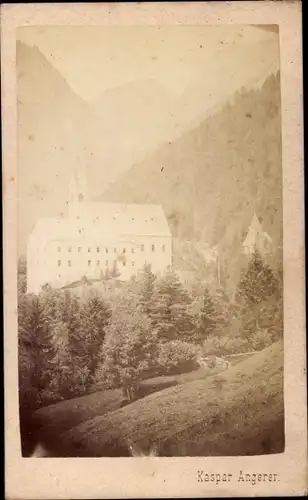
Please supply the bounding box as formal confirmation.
[17,25,279,102]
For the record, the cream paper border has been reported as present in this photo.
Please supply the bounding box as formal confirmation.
[2,2,306,498]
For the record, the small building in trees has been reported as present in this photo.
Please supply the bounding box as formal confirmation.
[242,213,273,257]
[27,169,172,294]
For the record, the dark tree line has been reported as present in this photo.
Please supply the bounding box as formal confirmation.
[18,251,282,415]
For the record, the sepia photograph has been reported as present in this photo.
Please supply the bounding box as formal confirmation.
[17,23,284,459]
[2,2,306,499]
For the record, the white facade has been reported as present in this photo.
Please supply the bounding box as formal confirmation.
[242,213,273,257]
[27,171,172,294]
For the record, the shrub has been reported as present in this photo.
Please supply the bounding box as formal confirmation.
[157,340,199,375]
[94,309,158,402]
[202,335,250,356]
[249,329,272,351]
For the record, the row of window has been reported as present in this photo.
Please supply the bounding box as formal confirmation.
[58,259,133,268]
[57,244,166,253]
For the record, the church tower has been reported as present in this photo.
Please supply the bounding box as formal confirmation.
[242,213,273,257]
[68,168,89,220]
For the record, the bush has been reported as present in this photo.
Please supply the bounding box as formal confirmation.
[202,335,250,356]
[249,329,273,351]
[201,329,277,357]
[157,340,199,375]
[94,309,158,401]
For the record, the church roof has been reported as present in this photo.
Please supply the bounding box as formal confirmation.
[28,202,171,247]
[249,213,264,233]
[242,213,272,247]
[80,202,171,237]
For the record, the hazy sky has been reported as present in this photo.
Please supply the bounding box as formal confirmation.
[17,25,279,102]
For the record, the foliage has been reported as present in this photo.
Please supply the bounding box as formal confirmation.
[18,252,283,446]
[249,329,273,351]
[62,342,284,457]
[235,251,281,337]
[18,256,27,294]
[18,285,111,411]
[94,308,158,402]
[194,287,218,343]
[18,293,44,412]
[78,290,111,382]
[202,334,251,356]
[156,340,199,374]
[236,250,278,304]
[151,270,195,343]
[137,263,157,316]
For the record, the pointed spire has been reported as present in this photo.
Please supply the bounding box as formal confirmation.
[250,212,262,232]
[242,212,272,256]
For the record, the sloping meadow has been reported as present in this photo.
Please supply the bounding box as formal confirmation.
[57,341,284,457]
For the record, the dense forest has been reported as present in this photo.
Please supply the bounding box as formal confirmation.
[18,252,283,452]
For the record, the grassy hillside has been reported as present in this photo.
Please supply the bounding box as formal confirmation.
[30,363,228,454]
[31,388,125,451]
[57,341,283,457]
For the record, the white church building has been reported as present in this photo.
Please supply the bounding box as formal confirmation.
[242,213,273,257]
[27,170,172,294]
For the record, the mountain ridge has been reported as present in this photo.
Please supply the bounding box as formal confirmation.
[17,39,281,274]
[102,71,282,290]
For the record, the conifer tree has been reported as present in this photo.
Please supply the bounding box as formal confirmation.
[57,290,81,334]
[236,250,279,336]
[18,293,45,409]
[237,250,278,304]
[18,292,47,452]
[138,263,156,316]
[37,287,63,402]
[78,291,111,381]
[151,270,194,342]
[95,308,157,401]
[195,287,218,343]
